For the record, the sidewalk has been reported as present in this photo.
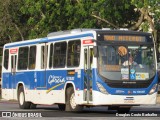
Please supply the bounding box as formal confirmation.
[0,98,18,103]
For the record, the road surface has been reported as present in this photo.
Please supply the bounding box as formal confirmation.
[0,100,160,119]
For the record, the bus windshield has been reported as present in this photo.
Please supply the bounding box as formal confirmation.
[98,45,156,81]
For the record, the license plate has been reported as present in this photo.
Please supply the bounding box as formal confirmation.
[124,99,135,103]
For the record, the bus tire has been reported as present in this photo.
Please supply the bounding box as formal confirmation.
[58,104,65,111]
[30,103,37,109]
[18,86,31,109]
[65,87,83,112]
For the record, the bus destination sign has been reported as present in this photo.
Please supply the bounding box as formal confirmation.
[104,35,146,42]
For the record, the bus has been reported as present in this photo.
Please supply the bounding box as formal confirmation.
[1,29,159,112]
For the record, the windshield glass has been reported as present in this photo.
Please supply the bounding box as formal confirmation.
[98,45,156,81]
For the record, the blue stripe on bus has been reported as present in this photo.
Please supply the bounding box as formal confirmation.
[5,33,94,48]
[2,68,158,95]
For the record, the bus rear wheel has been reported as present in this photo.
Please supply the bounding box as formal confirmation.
[58,104,65,111]
[65,87,83,112]
[30,103,37,109]
[18,86,31,109]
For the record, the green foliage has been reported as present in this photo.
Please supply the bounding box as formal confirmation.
[141,22,150,32]
[18,0,138,39]
[131,0,160,32]
[0,0,27,42]
[0,0,159,43]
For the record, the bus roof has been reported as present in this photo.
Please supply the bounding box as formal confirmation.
[4,31,95,49]
[4,29,152,49]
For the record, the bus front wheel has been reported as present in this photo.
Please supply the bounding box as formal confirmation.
[65,87,83,112]
[18,86,31,109]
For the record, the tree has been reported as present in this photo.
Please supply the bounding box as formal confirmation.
[131,0,160,44]
[0,0,159,45]
[19,0,99,39]
[90,0,160,46]
[19,0,139,39]
[0,0,25,44]
[91,0,139,29]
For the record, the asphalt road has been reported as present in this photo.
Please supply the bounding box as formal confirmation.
[0,101,160,119]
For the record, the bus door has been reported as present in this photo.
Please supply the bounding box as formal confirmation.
[11,55,17,99]
[83,46,93,103]
[37,43,48,88]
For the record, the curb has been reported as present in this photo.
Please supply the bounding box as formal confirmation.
[0,99,18,104]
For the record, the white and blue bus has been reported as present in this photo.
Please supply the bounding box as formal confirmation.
[1,29,159,112]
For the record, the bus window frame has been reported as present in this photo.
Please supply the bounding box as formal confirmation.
[67,39,81,68]
[17,46,29,70]
[53,41,67,68]
[3,49,9,70]
[28,45,37,70]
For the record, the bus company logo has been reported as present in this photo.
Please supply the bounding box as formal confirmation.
[48,75,65,85]
[115,90,125,94]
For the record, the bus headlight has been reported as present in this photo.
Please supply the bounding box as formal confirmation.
[149,84,158,95]
[96,82,108,94]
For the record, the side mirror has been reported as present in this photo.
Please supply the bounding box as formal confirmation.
[93,46,98,57]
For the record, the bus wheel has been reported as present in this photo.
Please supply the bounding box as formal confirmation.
[58,104,65,111]
[18,86,31,109]
[65,87,83,112]
[30,103,37,109]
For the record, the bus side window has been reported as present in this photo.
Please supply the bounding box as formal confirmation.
[41,45,48,69]
[3,49,9,70]
[53,42,67,68]
[29,46,36,69]
[67,40,81,67]
[18,47,29,70]
[90,48,93,69]
[49,43,54,68]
